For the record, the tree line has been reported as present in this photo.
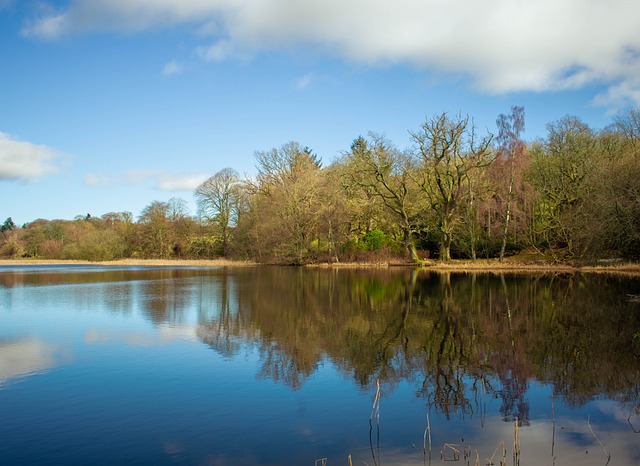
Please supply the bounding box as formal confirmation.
[2,107,639,263]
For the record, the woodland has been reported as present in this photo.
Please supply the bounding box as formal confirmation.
[2,107,639,264]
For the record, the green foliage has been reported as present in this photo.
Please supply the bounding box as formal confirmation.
[186,235,223,258]
[362,229,389,251]
[63,229,126,261]
[0,230,24,257]
[1,217,16,232]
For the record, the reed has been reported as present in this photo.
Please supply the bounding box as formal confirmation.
[423,413,432,461]
[513,421,520,465]
[551,396,556,460]
[587,415,611,464]
[485,440,506,466]
[369,379,381,426]
[441,443,461,461]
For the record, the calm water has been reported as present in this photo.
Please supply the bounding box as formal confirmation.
[1,265,639,465]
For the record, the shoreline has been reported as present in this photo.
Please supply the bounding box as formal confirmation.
[0,258,256,267]
[1,258,639,275]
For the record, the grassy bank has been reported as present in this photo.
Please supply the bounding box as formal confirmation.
[312,258,640,275]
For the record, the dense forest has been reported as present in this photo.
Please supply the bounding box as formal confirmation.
[2,107,639,264]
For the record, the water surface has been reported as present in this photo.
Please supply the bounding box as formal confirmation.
[1,265,639,465]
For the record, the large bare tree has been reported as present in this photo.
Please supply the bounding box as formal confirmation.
[250,141,324,264]
[411,113,494,261]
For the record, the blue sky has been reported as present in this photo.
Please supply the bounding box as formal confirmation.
[1,0,639,226]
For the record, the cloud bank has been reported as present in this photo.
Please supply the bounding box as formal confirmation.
[0,132,64,181]
[20,0,640,108]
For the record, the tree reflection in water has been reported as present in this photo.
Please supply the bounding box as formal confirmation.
[188,267,640,420]
[3,265,638,465]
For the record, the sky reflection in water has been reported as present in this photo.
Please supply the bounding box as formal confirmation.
[0,265,639,465]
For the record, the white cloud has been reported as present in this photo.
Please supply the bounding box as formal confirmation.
[123,169,159,185]
[85,169,209,191]
[125,170,209,191]
[293,72,332,91]
[196,39,251,62]
[83,172,110,187]
[161,59,183,76]
[21,13,66,39]
[0,339,62,386]
[84,324,198,347]
[0,132,64,181]
[20,0,640,109]
[295,73,313,91]
[156,173,209,191]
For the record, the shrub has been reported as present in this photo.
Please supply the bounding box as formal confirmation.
[362,229,389,251]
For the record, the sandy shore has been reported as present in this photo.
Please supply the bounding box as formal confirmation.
[0,258,256,267]
[1,257,639,275]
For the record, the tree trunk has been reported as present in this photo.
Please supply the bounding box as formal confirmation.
[440,217,452,261]
[499,165,515,262]
[404,228,421,263]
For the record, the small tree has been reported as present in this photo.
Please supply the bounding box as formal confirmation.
[137,201,171,257]
[195,168,241,256]
[1,217,16,232]
[495,106,526,262]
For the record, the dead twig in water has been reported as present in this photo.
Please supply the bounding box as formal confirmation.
[441,443,460,461]
[423,413,432,461]
[628,405,640,433]
[369,379,381,466]
[370,379,381,426]
[551,395,557,463]
[485,440,506,466]
[513,420,520,466]
[587,415,611,464]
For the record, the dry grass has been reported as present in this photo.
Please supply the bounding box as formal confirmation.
[0,258,256,267]
[312,258,640,275]
[418,259,640,274]
[1,257,638,275]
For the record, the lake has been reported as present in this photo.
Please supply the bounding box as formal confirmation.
[1,265,639,465]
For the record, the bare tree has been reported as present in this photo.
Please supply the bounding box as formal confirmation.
[138,200,170,257]
[496,106,525,262]
[528,116,596,259]
[613,107,640,156]
[250,141,324,264]
[343,134,422,262]
[411,113,494,261]
[195,168,241,255]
